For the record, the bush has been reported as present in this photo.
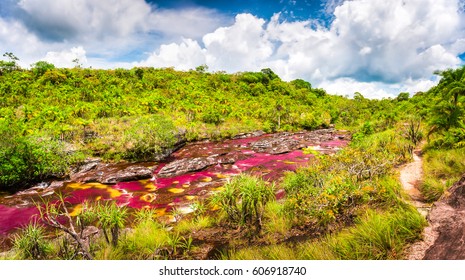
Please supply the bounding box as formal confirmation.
[0,123,82,190]
[123,114,177,161]
[201,107,223,125]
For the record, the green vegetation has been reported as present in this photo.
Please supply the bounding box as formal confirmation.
[228,207,425,260]
[12,223,52,260]
[211,174,275,233]
[420,148,465,201]
[222,128,424,259]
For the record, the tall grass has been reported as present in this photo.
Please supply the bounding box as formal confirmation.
[262,201,292,239]
[420,147,465,201]
[12,223,53,260]
[95,202,128,247]
[228,207,425,260]
[313,208,425,260]
[96,208,171,260]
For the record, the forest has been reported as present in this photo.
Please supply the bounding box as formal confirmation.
[0,54,464,260]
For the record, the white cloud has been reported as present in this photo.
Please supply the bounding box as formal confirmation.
[43,46,88,68]
[318,77,439,98]
[149,8,230,41]
[140,39,206,70]
[17,0,227,43]
[203,14,274,72]
[140,13,274,72]
[319,78,393,99]
[18,0,152,40]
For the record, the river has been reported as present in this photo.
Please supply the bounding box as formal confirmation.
[0,129,349,236]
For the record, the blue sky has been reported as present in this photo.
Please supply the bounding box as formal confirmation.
[148,0,328,21]
[0,0,464,98]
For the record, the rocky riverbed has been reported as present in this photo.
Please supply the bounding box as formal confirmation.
[0,129,349,237]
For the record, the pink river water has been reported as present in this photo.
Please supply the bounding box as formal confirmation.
[0,130,348,235]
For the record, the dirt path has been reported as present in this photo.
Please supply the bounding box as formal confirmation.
[399,149,435,260]
[399,150,430,216]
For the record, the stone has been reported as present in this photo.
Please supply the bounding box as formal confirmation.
[158,156,219,178]
[251,134,304,154]
[423,174,465,259]
[70,162,156,184]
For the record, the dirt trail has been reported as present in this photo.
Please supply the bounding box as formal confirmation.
[399,150,431,217]
[399,149,436,260]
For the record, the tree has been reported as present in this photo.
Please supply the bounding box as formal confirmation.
[290,79,312,90]
[195,64,208,73]
[0,52,20,73]
[31,61,55,77]
[260,68,279,81]
[434,67,465,106]
[429,67,465,133]
[396,92,410,102]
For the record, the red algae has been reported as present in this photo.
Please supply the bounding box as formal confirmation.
[0,205,40,235]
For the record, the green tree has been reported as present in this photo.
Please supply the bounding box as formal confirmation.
[435,67,465,106]
[31,61,55,77]
[428,67,465,138]
[0,52,20,73]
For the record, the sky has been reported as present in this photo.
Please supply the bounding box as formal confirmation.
[1,0,465,98]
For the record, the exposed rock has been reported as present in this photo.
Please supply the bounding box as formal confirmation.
[81,226,99,239]
[158,153,248,178]
[232,130,265,139]
[251,131,332,154]
[423,174,465,259]
[251,134,303,154]
[70,162,156,184]
[158,157,217,178]
[71,158,101,175]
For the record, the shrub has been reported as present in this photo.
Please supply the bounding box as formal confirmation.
[0,123,82,190]
[123,114,177,161]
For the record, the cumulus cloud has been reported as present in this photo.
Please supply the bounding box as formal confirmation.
[203,14,274,72]
[18,0,152,41]
[140,39,206,70]
[42,46,88,68]
[16,0,227,42]
[140,0,465,98]
[0,16,48,66]
[139,13,274,72]
[149,8,230,41]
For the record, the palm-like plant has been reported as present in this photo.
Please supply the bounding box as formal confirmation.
[429,67,465,136]
[435,67,465,106]
[96,202,128,247]
[210,174,275,233]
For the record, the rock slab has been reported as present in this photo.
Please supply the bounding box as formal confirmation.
[423,174,465,259]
